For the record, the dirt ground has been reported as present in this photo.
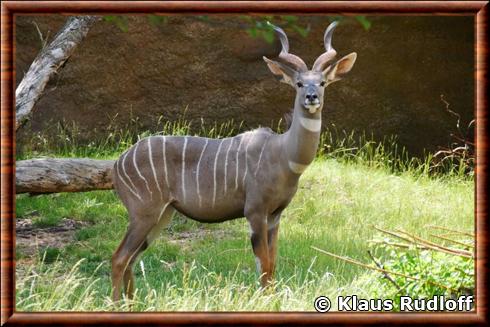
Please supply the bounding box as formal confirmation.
[15,215,232,259]
[16,217,90,257]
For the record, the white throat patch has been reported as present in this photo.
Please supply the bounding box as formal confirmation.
[300,117,321,132]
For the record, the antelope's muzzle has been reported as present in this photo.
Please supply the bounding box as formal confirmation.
[304,92,320,113]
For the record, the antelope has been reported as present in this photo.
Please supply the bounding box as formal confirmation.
[111,21,356,302]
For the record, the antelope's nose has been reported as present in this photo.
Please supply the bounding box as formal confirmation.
[305,93,318,102]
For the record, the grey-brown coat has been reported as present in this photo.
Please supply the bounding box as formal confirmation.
[111,21,357,302]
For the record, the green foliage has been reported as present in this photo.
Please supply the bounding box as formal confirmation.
[148,15,168,26]
[15,156,473,311]
[41,247,62,264]
[102,15,371,43]
[240,15,310,44]
[371,248,474,310]
[354,16,372,31]
[103,16,129,32]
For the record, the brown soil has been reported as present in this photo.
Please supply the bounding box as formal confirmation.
[16,215,232,257]
[166,226,233,253]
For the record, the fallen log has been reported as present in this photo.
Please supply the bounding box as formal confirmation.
[16,158,115,194]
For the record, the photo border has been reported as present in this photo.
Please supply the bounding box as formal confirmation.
[1,1,488,325]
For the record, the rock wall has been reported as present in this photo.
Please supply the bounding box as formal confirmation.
[15,15,474,156]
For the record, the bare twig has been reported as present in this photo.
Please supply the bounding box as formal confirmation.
[311,246,458,292]
[367,250,402,291]
[395,229,473,258]
[429,234,474,249]
[372,226,413,243]
[374,226,473,258]
[370,240,427,250]
[370,239,473,258]
[426,225,473,238]
[440,94,461,134]
[450,134,475,146]
[430,95,474,174]
[32,21,50,50]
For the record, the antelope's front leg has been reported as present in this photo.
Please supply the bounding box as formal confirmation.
[247,214,272,287]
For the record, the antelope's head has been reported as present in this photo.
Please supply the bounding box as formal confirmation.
[263,21,357,115]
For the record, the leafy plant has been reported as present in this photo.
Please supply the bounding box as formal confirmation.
[314,225,474,311]
[240,15,310,43]
[370,226,474,310]
[375,250,474,310]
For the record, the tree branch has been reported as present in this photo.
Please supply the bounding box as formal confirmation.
[15,16,101,131]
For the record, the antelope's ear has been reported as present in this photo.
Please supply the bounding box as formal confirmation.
[323,52,357,85]
[263,56,297,87]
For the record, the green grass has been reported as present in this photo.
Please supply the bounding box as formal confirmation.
[15,118,474,311]
[15,159,473,311]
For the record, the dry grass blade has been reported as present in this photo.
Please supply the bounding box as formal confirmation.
[311,246,458,292]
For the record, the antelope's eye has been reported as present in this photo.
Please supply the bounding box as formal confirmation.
[320,81,326,87]
[296,82,303,88]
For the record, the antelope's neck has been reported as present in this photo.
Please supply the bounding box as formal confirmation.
[282,101,322,175]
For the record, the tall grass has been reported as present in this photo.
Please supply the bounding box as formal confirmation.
[17,113,243,160]
[17,115,473,179]
[18,256,383,311]
[15,115,474,311]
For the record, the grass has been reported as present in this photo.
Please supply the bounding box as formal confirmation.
[15,118,474,311]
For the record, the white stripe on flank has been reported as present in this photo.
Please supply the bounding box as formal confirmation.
[223,138,234,193]
[115,157,142,202]
[148,138,162,199]
[120,150,142,201]
[288,160,309,174]
[212,139,224,208]
[242,132,256,187]
[156,201,172,225]
[162,136,169,187]
[299,117,322,132]
[181,137,188,203]
[196,138,209,208]
[254,134,270,176]
[133,141,153,199]
[234,135,245,190]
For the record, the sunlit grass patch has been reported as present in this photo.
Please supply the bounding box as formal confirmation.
[15,118,474,311]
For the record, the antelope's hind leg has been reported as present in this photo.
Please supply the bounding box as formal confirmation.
[112,203,175,303]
